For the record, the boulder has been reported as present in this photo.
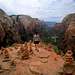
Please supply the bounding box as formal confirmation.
[61,13,75,54]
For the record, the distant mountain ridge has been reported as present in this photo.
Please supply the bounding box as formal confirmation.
[45,21,56,27]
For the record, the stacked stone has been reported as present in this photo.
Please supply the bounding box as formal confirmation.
[47,44,53,51]
[62,50,75,75]
[27,40,34,55]
[18,43,29,60]
[58,50,74,75]
[0,48,13,73]
[0,47,10,62]
[64,49,73,64]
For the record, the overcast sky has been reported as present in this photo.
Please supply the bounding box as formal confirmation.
[0,0,75,22]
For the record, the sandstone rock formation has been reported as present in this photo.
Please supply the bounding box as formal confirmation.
[61,13,75,51]
[0,9,13,47]
[0,9,42,47]
[10,15,42,41]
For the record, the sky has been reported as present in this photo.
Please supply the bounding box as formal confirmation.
[0,0,75,22]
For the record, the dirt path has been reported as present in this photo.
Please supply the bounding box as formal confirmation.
[0,43,64,75]
[14,45,64,75]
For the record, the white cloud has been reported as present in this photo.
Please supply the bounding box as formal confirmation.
[0,0,75,22]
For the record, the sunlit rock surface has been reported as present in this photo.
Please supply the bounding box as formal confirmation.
[0,43,64,75]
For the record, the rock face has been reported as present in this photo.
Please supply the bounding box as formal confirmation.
[10,15,42,41]
[0,9,22,47]
[61,13,75,55]
[0,9,13,47]
[10,15,33,30]
[0,9,42,47]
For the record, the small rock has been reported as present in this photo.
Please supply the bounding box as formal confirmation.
[29,61,43,75]
[2,62,11,71]
[40,58,48,63]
